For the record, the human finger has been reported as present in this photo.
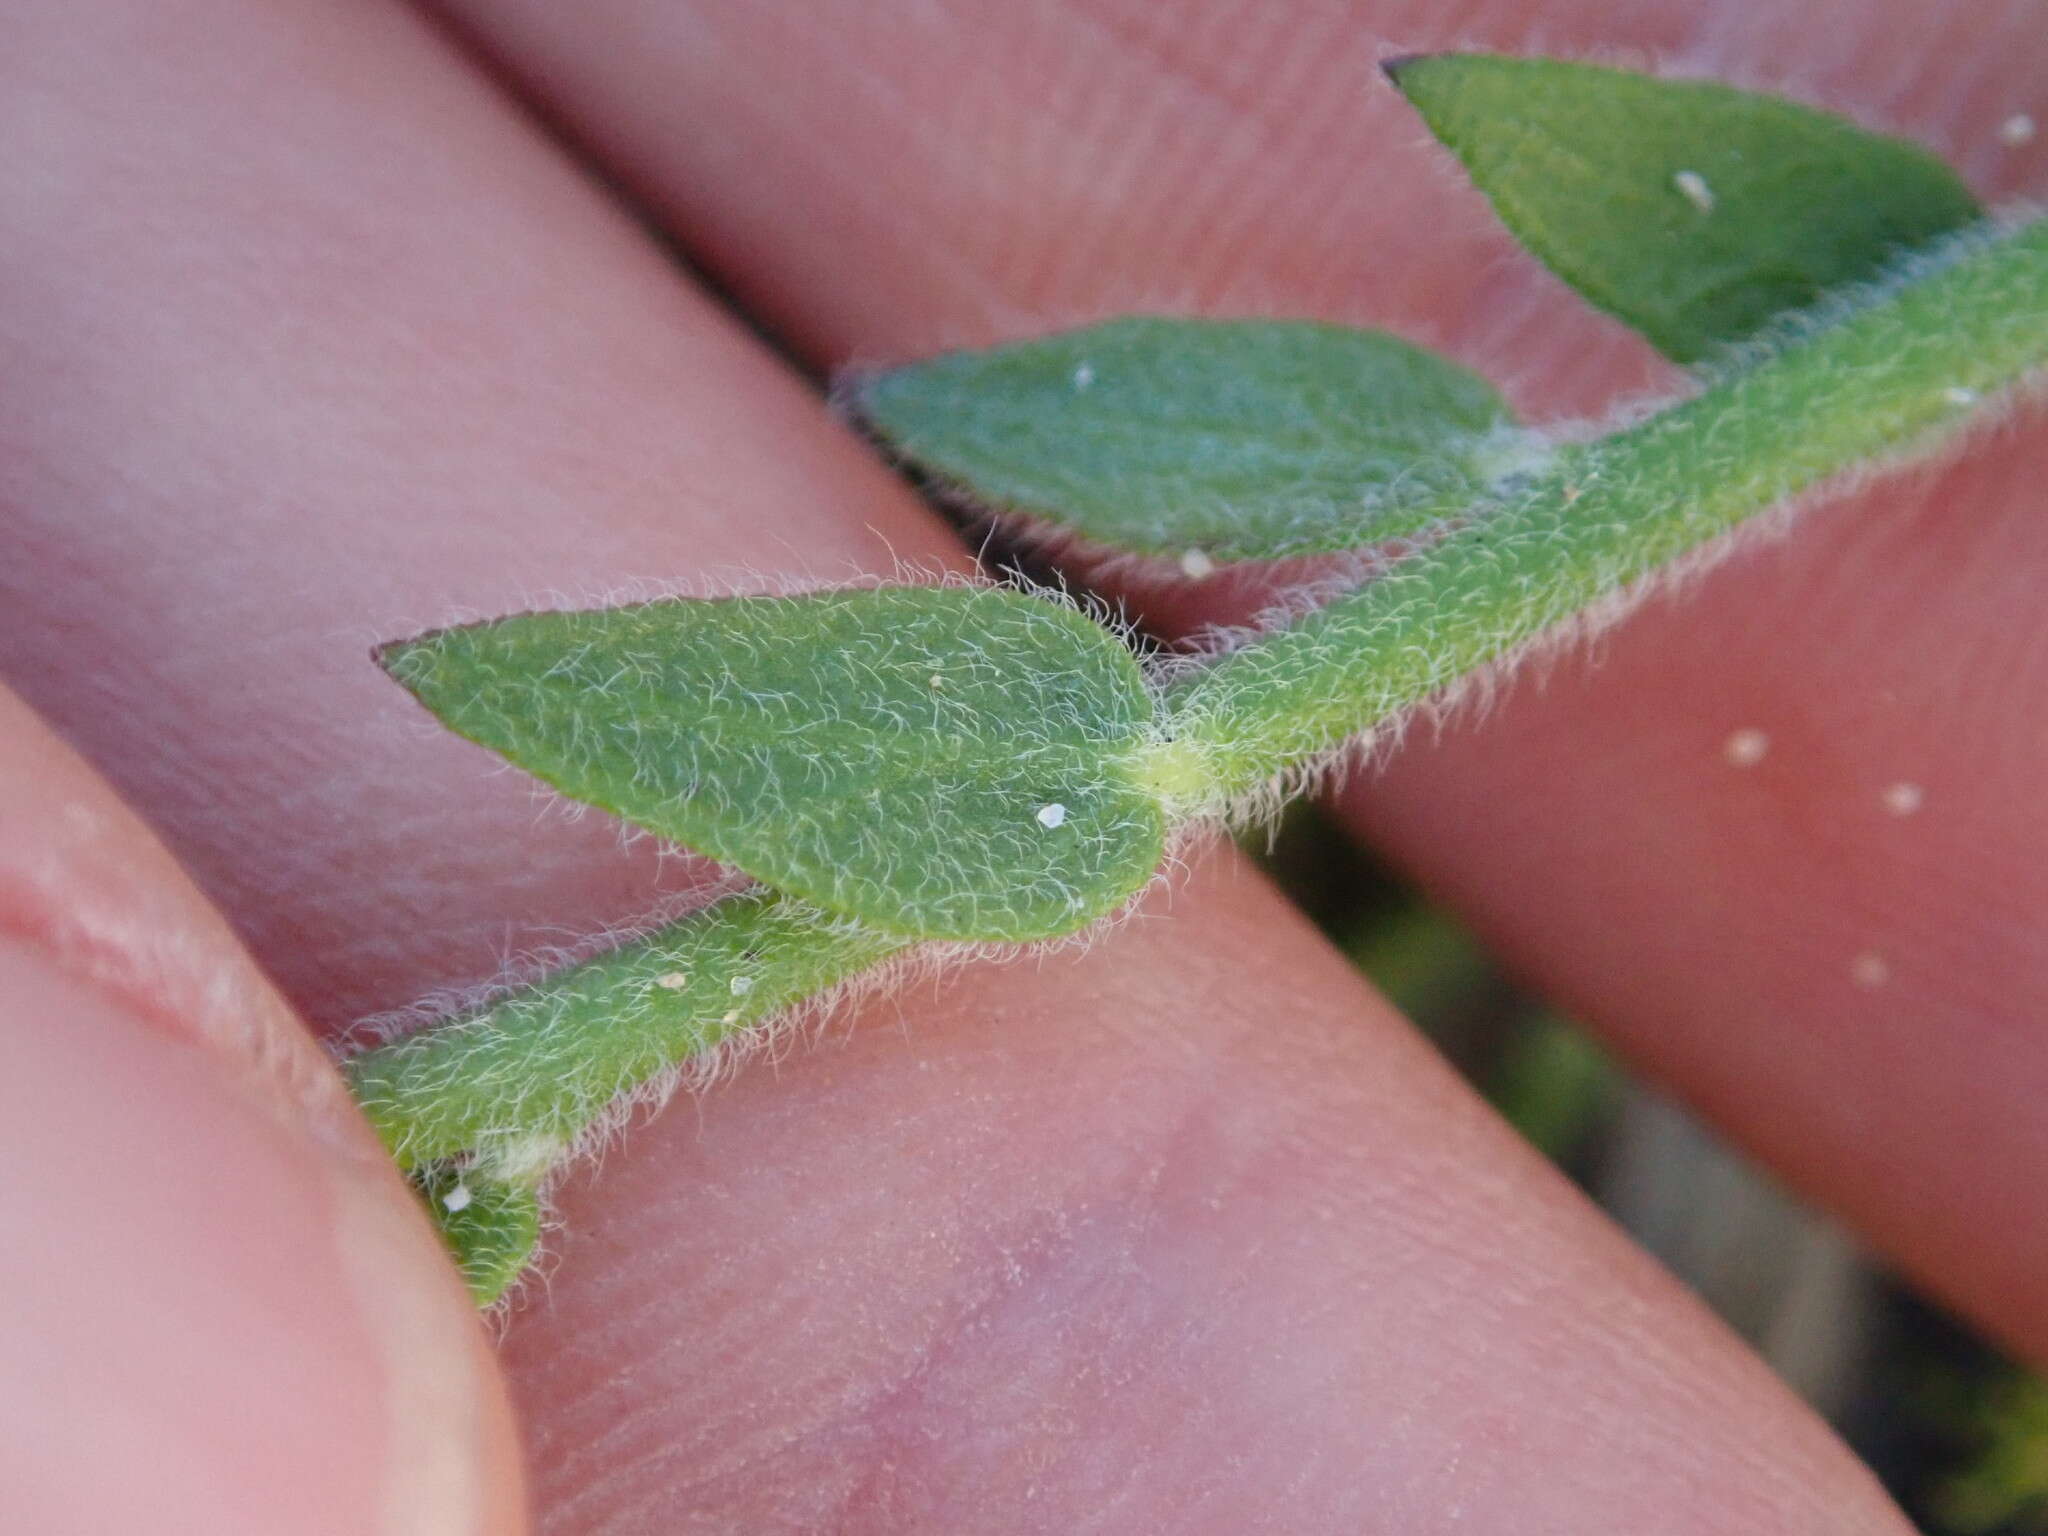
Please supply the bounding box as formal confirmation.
[0,688,523,1534]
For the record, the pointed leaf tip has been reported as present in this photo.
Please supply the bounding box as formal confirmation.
[382,587,1167,942]
[1391,53,1983,361]
[415,1168,541,1307]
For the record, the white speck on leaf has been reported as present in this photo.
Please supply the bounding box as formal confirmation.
[1723,728,1770,767]
[654,971,690,990]
[1943,385,1980,406]
[442,1183,474,1214]
[729,975,755,997]
[2000,113,2036,148]
[1072,363,1095,391]
[1673,169,1716,213]
[1850,952,1891,989]
[1179,548,1217,580]
[1881,782,1924,816]
[1036,802,1068,829]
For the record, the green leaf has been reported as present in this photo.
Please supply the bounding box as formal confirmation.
[1387,53,1983,361]
[381,587,1166,941]
[414,1165,541,1308]
[855,317,1528,562]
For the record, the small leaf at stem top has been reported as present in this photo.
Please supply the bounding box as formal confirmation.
[414,1166,540,1307]
[854,317,1525,563]
[1388,53,1983,362]
[381,586,1166,942]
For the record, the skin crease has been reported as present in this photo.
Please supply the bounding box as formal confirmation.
[0,3,2023,1536]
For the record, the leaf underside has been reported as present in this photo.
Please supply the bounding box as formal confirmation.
[381,587,1165,942]
[856,317,1522,563]
[1389,53,1984,362]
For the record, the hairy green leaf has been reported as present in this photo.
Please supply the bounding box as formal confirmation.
[415,1165,541,1307]
[855,317,1529,562]
[381,587,1166,941]
[1387,53,1983,361]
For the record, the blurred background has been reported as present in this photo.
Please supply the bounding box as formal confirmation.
[1247,800,2047,1535]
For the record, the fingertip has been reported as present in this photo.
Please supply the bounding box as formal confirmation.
[0,943,524,1534]
[0,692,527,1533]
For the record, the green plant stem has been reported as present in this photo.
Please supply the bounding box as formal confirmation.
[1165,217,2048,795]
[344,891,905,1175]
[346,216,2045,1306]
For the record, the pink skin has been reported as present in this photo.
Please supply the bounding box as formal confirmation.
[0,692,522,1534]
[0,1,2034,1532]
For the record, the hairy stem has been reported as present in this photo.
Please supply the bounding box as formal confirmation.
[344,891,905,1175]
[1165,217,2048,795]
